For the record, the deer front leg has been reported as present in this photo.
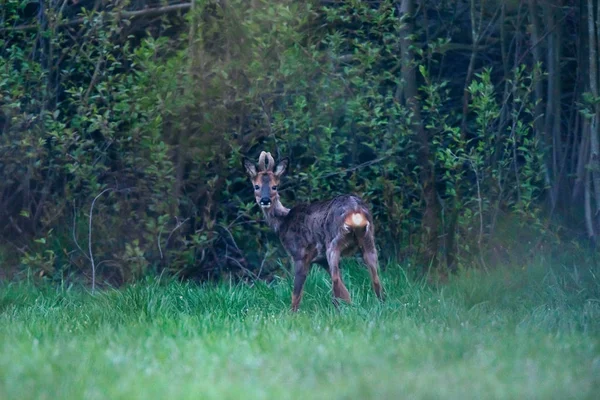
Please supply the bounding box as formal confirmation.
[291,259,309,312]
[326,243,351,305]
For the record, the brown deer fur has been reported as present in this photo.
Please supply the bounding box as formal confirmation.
[243,151,384,311]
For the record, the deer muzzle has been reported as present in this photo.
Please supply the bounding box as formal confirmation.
[259,197,272,207]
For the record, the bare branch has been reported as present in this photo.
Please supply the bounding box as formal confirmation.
[317,156,390,181]
[1,3,192,33]
[446,149,487,269]
[83,55,104,105]
[282,156,390,192]
[89,188,113,294]
[72,202,90,261]
[515,7,574,66]
[158,217,190,259]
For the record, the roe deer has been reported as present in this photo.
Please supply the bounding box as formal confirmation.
[243,151,384,311]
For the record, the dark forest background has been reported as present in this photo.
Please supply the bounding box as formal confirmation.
[0,0,598,286]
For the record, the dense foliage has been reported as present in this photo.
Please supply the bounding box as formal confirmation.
[0,0,596,284]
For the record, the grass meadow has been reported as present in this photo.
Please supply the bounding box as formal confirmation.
[1,258,599,400]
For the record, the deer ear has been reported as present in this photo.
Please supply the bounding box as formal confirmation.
[274,157,289,177]
[243,157,257,178]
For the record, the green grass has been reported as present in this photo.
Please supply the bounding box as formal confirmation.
[1,259,599,400]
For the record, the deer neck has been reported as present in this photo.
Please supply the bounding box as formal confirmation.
[262,198,290,233]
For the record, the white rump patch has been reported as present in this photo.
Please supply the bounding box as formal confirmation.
[351,213,364,225]
[343,212,368,231]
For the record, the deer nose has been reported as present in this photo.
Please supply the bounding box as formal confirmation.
[260,197,271,206]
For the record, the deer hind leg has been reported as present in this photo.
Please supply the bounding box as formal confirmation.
[326,240,351,305]
[291,259,310,312]
[359,233,384,301]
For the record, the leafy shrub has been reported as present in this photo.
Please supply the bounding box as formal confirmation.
[0,0,549,284]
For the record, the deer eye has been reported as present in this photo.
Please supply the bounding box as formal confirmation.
[272,186,278,191]
[254,185,260,190]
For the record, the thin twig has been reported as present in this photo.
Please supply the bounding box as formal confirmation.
[321,156,390,179]
[259,96,279,157]
[89,188,113,294]
[281,156,390,192]
[83,54,104,105]
[447,150,487,269]
[225,254,258,280]
[216,224,242,252]
[159,217,190,259]
[515,7,574,67]
[257,247,275,279]
[72,202,90,261]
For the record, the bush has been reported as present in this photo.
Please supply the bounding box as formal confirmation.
[0,0,550,284]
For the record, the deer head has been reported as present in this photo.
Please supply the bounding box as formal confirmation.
[243,151,289,209]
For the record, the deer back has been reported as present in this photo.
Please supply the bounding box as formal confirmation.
[276,194,373,261]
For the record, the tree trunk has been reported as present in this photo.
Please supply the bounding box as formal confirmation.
[397,0,439,267]
[174,0,199,203]
[587,0,600,234]
[543,0,563,208]
[585,166,595,241]
[573,0,590,200]
[529,0,557,207]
